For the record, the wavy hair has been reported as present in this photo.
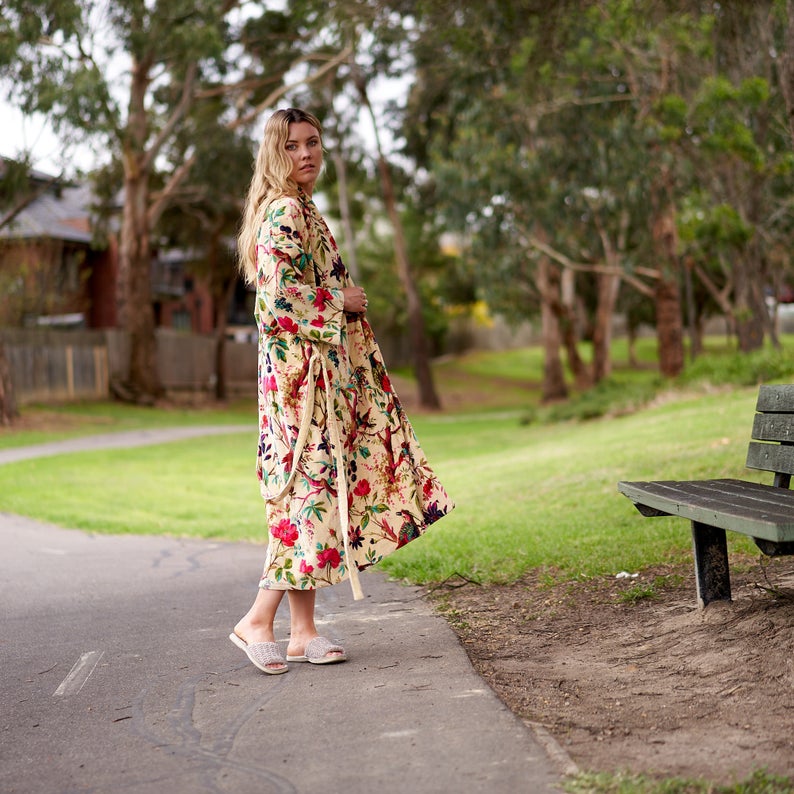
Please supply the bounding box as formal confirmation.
[237,108,323,283]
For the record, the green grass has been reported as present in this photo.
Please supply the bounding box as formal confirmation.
[564,769,794,794]
[0,398,256,449]
[0,381,766,582]
[2,336,792,580]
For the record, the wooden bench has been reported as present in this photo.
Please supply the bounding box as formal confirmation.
[618,384,794,608]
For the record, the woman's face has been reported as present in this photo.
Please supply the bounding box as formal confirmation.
[285,121,322,195]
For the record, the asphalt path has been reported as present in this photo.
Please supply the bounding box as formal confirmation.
[0,430,569,793]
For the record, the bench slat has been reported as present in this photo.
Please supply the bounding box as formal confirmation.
[617,478,794,542]
[745,441,794,476]
[756,384,794,413]
[751,413,794,444]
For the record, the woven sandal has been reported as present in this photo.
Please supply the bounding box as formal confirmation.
[286,636,347,665]
[229,632,288,675]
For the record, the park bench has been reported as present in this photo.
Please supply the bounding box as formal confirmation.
[618,384,794,608]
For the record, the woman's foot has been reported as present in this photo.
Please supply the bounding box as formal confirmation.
[231,623,287,674]
[286,635,347,665]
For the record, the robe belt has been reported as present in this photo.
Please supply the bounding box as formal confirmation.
[265,350,364,601]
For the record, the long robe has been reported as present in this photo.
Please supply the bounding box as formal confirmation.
[254,189,453,599]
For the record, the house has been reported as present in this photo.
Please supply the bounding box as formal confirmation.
[0,158,251,335]
[0,162,117,328]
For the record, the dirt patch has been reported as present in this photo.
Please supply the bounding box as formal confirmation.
[430,557,794,783]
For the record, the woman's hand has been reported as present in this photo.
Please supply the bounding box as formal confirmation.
[342,286,368,314]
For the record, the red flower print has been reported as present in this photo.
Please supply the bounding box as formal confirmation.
[381,374,392,393]
[271,518,299,547]
[277,316,299,334]
[317,547,341,569]
[299,559,314,574]
[353,479,371,497]
[311,317,325,328]
[313,287,333,310]
[264,374,277,392]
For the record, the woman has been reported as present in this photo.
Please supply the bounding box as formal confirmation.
[231,108,453,674]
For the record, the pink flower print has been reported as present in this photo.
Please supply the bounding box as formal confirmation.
[353,479,371,497]
[277,316,299,334]
[263,374,277,393]
[313,287,333,310]
[271,518,299,547]
[299,559,314,574]
[317,547,341,569]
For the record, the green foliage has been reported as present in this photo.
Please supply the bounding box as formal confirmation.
[535,377,664,423]
[678,348,794,388]
[679,198,754,248]
[564,768,793,794]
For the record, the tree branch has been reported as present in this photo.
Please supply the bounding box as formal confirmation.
[142,61,198,172]
[147,153,197,228]
[227,46,353,131]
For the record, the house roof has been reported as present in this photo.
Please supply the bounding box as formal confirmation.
[0,165,94,245]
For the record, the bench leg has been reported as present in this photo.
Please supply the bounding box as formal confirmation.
[691,521,731,608]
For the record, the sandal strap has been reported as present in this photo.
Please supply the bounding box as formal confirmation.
[305,636,345,660]
[247,641,286,667]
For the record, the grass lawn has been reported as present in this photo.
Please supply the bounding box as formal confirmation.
[0,372,768,585]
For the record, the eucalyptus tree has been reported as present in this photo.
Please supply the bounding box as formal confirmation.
[0,1,349,402]
[666,2,794,352]
[155,96,256,400]
[287,0,444,409]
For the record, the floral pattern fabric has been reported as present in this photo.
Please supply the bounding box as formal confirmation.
[254,190,453,598]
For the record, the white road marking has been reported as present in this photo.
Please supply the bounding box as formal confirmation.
[53,651,104,697]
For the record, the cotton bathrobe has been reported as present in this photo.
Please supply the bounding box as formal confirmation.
[254,189,454,599]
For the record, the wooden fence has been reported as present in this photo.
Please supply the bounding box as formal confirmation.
[0,328,257,405]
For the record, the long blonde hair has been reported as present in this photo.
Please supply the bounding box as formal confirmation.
[237,108,323,283]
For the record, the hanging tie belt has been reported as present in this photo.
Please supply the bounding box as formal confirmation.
[265,350,364,601]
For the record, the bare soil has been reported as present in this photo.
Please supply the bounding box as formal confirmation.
[429,557,794,784]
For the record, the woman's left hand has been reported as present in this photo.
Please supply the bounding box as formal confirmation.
[342,286,368,314]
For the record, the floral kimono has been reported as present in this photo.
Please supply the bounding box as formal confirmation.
[254,189,453,600]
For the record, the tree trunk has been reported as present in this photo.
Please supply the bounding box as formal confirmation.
[558,267,590,389]
[592,270,621,383]
[331,149,360,282]
[213,270,237,402]
[733,257,766,352]
[780,0,794,150]
[682,256,700,360]
[537,257,568,402]
[655,277,685,377]
[116,60,162,404]
[652,206,685,377]
[0,342,18,426]
[354,71,441,409]
[118,164,161,403]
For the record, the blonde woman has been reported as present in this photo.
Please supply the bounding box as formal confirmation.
[230,108,453,673]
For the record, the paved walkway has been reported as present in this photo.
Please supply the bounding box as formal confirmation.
[0,427,572,792]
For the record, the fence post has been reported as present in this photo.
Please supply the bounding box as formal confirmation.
[94,345,109,397]
[65,345,75,398]
[0,342,18,425]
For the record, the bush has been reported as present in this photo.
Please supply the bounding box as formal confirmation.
[678,348,794,388]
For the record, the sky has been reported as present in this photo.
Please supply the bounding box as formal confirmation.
[0,72,405,180]
[1,104,97,176]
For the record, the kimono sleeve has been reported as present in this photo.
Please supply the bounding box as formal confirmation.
[257,198,345,345]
